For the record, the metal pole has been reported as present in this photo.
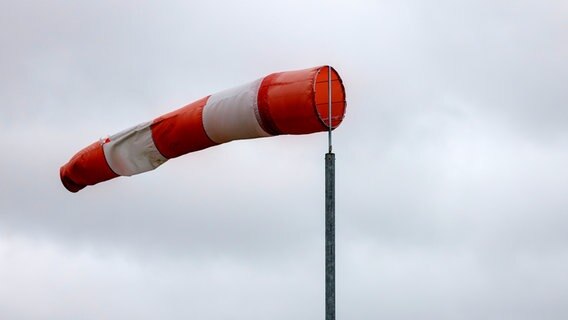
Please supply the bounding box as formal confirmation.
[328,66,333,153]
[325,152,335,320]
[325,65,335,320]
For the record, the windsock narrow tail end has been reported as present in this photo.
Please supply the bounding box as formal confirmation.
[60,141,119,192]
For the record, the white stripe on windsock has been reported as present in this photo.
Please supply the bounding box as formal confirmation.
[202,78,271,144]
[103,121,167,176]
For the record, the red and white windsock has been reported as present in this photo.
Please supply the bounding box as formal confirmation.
[60,65,347,192]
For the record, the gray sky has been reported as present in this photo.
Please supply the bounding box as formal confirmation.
[1,0,567,319]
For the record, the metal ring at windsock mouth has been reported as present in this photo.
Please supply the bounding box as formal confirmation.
[314,66,346,130]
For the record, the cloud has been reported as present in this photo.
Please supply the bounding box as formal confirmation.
[0,0,567,319]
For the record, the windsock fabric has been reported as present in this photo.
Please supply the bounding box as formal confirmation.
[60,65,346,192]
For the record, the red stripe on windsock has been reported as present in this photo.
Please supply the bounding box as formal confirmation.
[257,66,345,135]
[60,141,119,193]
[150,96,217,159]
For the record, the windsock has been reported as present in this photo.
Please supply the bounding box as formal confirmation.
[60,65,346,192]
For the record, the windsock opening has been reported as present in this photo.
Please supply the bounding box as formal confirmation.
[314,66,346,130]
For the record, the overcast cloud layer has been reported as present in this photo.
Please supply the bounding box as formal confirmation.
[1,0,567,319]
